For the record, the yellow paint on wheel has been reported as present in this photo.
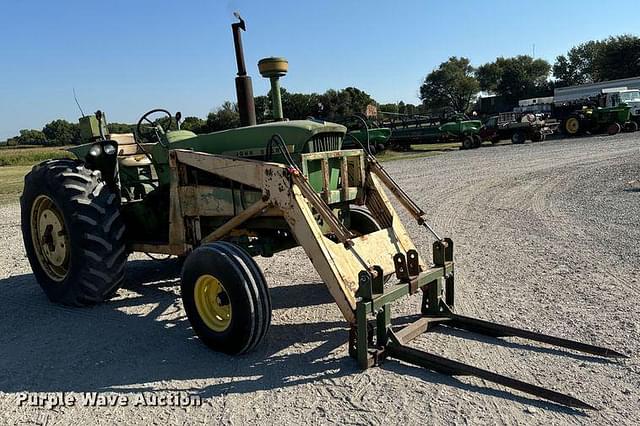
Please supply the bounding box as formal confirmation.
[194,274,232,332]
[30,195,70,281]
[565,117,580,134]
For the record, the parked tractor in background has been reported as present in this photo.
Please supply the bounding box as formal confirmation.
[553,79,640,136]
[562,104,633,136]
[18,15,625,411]
[481,112,555,144]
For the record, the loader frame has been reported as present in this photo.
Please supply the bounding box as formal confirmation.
[130,143,624,410]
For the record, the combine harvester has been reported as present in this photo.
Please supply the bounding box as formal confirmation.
[20,17,625,410]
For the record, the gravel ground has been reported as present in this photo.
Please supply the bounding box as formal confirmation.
[1,133,639,425]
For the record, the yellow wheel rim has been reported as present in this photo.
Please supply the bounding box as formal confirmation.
[194,275,232,332]
[30,195,70,281]
[566,117,579,134]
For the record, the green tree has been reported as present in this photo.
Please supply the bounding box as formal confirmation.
[553,35,640,85]
[378,103,399,113]
[318,87,375,120]
[108,122,134,134]
[180,116,207,133]
[42,119,80,146]
[15,129,47,146]
[254,95,271,123]
[281,89,322,120]
[553,40,602,86]
[205,102,240,132]
[596,35,640,81]
[419,57,479,112]
[477,55,551,104]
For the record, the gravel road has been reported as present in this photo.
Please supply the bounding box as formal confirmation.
[1,133,639,425]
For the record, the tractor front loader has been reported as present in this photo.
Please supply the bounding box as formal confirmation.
[20,16,625,410]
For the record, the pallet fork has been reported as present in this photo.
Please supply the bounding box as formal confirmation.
[349,237,626,410]
[339,156,625,410]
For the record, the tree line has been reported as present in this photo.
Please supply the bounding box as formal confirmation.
[420,34,640,113]
[5,34,638,146]
[4,86,376,146]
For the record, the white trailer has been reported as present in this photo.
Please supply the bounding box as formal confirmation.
[554,76,640,104]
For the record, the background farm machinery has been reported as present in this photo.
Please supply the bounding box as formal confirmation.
[19,15,626,410]
[481,112,556,144]
[374,112,483,150]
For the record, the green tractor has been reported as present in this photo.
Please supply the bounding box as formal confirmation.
[562,104,633,136]
[20,16,624,409]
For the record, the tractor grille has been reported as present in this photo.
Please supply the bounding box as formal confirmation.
[307,133,343,152]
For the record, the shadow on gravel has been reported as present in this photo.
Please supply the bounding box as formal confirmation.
[381,362,587,416]
[0,259,598,412]
[0,259,354,398]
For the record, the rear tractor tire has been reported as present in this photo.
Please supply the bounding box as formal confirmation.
[472,135,482,148]
[607,123,622,136]
[20,159,127,305]
[563,115,582,136]
[181,242,271,355]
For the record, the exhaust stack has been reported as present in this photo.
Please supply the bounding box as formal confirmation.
[258,57,288,121]
[232,14,256,127]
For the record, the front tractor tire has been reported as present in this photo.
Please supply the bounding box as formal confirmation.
[181,242,271,355]
[20,159,127,306]
[607,123,622,135]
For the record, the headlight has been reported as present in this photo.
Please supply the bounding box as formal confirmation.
[89,144,102,157]
[103,143,116,155]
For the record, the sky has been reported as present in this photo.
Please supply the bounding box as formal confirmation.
[1,0,639,141]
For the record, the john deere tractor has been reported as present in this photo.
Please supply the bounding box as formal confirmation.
[20,16,624,409]
[562,104,633,136]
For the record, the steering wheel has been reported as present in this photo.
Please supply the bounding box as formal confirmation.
[136,109,174,144]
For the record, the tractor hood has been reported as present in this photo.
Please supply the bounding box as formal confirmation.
[170,119,347,158]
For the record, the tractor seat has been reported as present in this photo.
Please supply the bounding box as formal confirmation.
[109,133,154,167]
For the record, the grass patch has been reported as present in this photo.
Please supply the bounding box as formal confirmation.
[0,166,31,203]
[377,150,441,162]
[377,141,461,162]
[0,146,72,167]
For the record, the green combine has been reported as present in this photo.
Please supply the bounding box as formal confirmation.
[19,16,625,410]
